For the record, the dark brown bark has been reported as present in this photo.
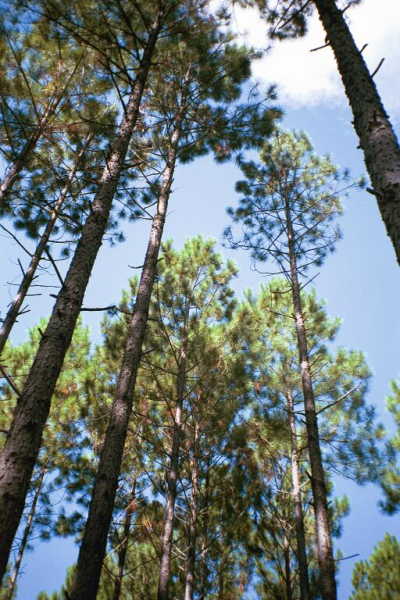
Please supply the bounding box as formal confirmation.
[313,0,400,265]
[184,424,200,600]
[0,135,91,356]
[5,465,47,600]
[112,479,136,600]
[286,390,310,600]
[285,198,337,600]
[0,26,160,582]
[157,337,187,600]
[70,129,179,600]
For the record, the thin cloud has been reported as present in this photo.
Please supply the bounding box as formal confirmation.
[232,0,400,118]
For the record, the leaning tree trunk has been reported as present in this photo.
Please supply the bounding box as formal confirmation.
[70,130,180,600]
[0,134,92,356]
[5,464,47,600]
[184,423,200,600]
[158,337,187,600]
[313,0,400,265]
[0,23,161,581]
[286,389,311,600]
[285,199,337,600]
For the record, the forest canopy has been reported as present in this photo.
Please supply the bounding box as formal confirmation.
[0,1,399,599]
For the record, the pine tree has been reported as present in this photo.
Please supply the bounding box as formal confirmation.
[349,534,400,599]
[248,0,400,265]
[226,129,356,600]
[0,319,91,597]
[238,279,383,599]
[0,0,167,578]
[50,237,255,599]
[379,380,400,514]
[0,11,84,209]
[312,0,400,266]
[70,16,278,596]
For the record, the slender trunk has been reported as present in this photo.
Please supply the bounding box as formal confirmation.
[112,479,136,600]
[71,127,179,600]
[0,24,160,582]
[198,457,210,600]
[286,390,310,600]
[184,424,200,600]
[158,337,187,600]
[0,135,91,356]
[313,0,400,265]
[283,538,293,600]
[6,465,47,600]
[285,199,337,600]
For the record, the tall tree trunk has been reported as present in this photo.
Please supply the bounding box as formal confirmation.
[283,537,293,600]
[313,0,400,265]
[198,456,210,600]
[112,479,137,600]
[286,390,310,600]
[5,465,47,600]
[158,336,187,600]
[285,198,337,600]
[70,128,180,600]
[184,424,200,600]
[0,23,161,582]
[0,135,92,356]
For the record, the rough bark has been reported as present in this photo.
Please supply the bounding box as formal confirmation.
[184,424,200,600]
[286,390,310,600]
[157,336,187,600]
[0,135,91,356]
[112,479,136,600]
[285,198,337,600]
[313,0,400,265]
[5,465,47,600]
[70,130,179,600]
[0,26,160,581]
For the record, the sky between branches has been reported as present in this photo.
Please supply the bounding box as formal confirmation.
[2,1,400,597]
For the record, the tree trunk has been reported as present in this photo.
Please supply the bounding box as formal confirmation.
[285,198,337,600]
[0,135,92,356]
[158,336,187,600]
[283,538,293,600]
[0,24,160,582]
[184,424,200,600]
[112,479,136,600]
[198,457,210,600]
[70,128,180,600]
[313,0,400,265]
[286,390,310,600]
[5,465,47,600]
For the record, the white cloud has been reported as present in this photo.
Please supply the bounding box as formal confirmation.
[231,0,400,117]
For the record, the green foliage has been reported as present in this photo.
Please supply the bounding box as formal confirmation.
[349,534,400,599]
[236,0,362,40]
[379,380,400,513]
[0,319,91,550]
[226,129,346,277]
[238,278,384,484]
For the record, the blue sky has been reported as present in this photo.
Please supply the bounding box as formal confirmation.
[1,0,399,597]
